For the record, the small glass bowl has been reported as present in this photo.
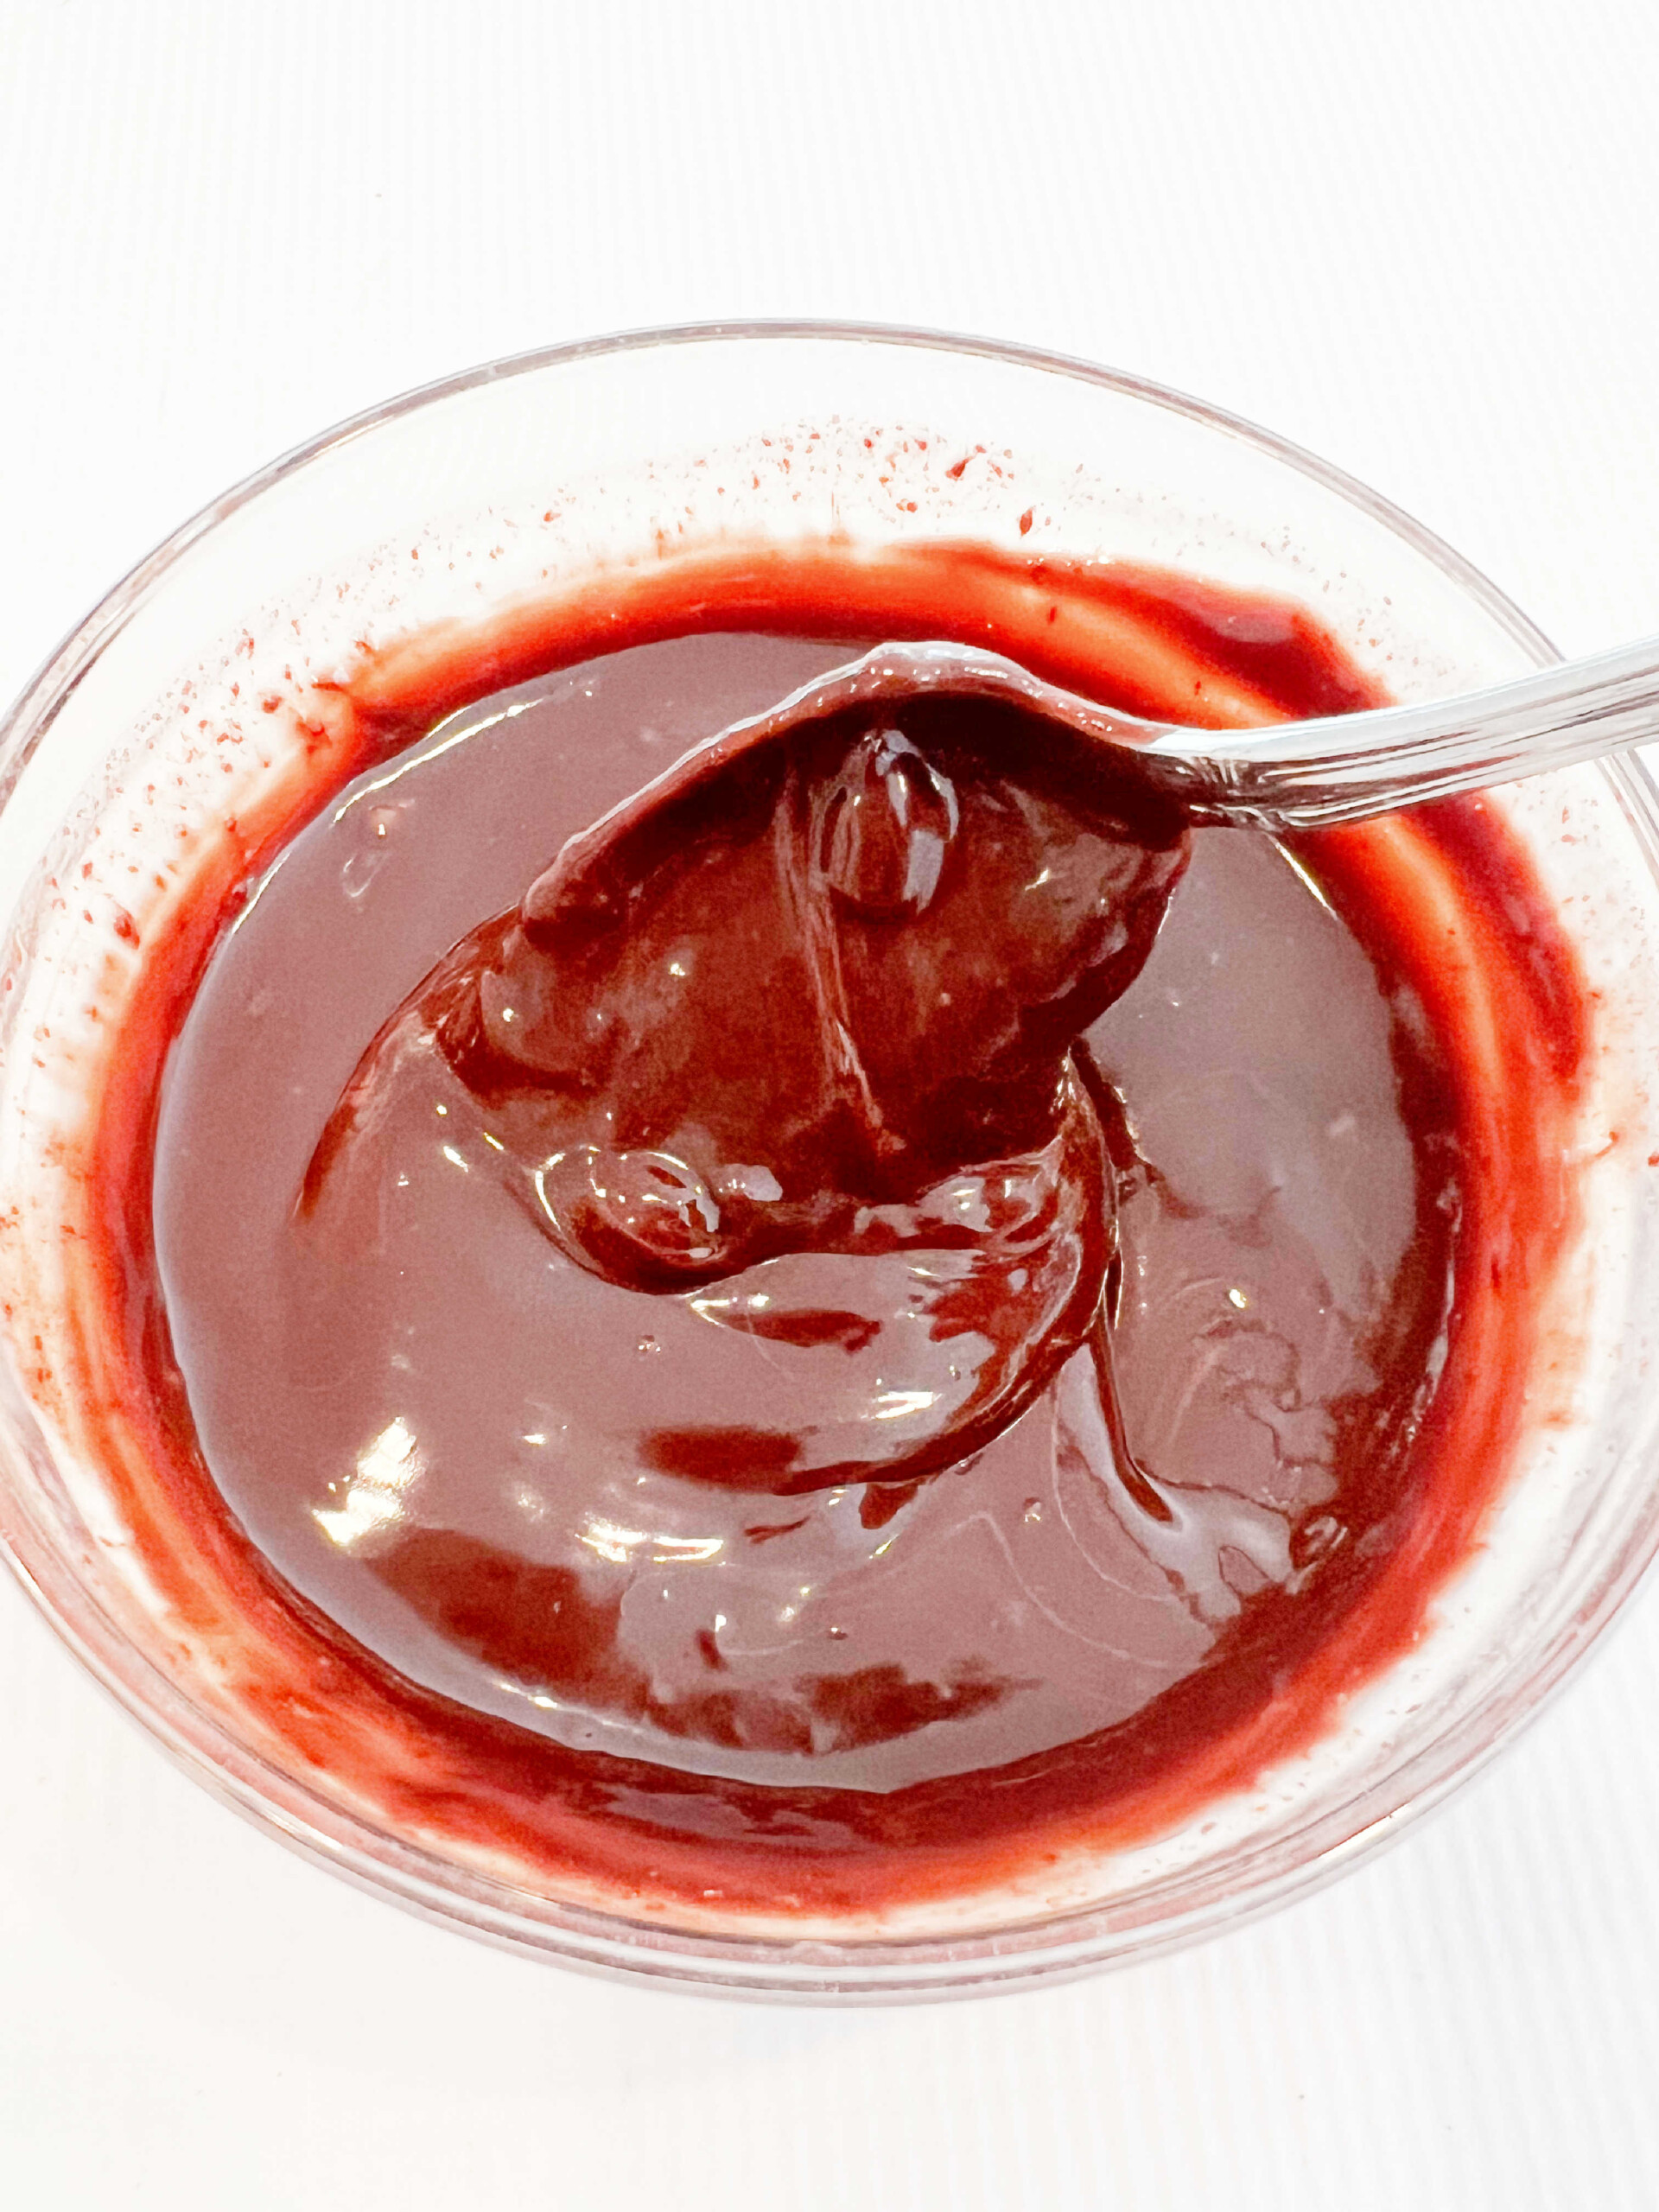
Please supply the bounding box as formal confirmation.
[3,326,1659,2000]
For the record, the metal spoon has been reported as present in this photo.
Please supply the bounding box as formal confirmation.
[721,634,1659,831]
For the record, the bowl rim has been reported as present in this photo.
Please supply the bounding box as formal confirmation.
[4,318,1658,2001]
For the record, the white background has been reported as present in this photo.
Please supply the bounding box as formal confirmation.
[4,3,1659,2204]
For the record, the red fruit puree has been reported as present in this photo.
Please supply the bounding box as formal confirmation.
[68,540,1584,1920]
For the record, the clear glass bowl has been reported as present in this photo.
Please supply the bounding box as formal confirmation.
[3,325,1659,2000]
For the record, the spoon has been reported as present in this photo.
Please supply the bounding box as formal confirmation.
[709,634,1659,831]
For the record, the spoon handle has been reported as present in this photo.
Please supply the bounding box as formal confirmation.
[1143,635,1659,829]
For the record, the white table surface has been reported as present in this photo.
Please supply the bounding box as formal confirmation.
[4,3,1659,2203]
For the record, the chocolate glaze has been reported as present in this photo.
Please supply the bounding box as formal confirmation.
[156,617,1457,1795]
[74,542,1584,1913]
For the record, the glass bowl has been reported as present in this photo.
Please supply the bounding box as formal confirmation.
[3,325,1658,2000]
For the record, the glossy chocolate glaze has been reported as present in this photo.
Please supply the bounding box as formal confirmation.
[152,621,1459,1800]
[49,537,1578,1923]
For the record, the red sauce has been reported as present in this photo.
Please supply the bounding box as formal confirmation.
[61,542,1585,1921]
